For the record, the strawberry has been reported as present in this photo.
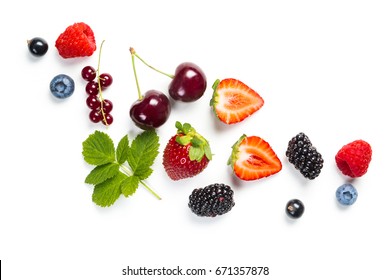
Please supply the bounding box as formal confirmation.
[228,135,282,181]
[55,22,96,58]
[210,78,264,124]
[163,121,212,180]
[335,140,372,178]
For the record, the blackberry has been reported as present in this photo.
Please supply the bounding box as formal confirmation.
[188,183,235,217]
[286,132,324,179]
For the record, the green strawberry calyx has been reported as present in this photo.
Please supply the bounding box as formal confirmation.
[209,79,221,110]
[227,134,246,167]
[175,121,212,162]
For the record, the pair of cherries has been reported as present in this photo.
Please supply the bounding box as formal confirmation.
[129,48,207,130]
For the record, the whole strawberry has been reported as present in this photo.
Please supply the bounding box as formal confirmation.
[335,140,372,178]
[55,22,96,58]
[163,121,212,180]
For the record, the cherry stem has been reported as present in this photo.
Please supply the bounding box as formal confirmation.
[130,47,174,79]
[130,47,143,100]
[97,40,108,126]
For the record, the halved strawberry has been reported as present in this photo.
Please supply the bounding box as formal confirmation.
[210,78,264,124]
[228,135,282,181]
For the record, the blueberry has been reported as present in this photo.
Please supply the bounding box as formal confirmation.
[28,37,49,57]
[336,184,358,206]
[50,74,75,99]
[286,199,305,219]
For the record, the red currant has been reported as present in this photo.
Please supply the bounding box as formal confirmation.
[83,41,114,126]
[89,109,103,123]
[103,113,113,125]
[85,81,99,95]
[99,73,113,88]
[86,95,101,110]
[102,99,113,113]
[81,66,96,82]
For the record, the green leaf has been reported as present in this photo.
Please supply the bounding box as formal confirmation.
[82,131,116,166]
[92,172,126,207]
[176,135,191,146]
[190,136,203,146]
[175,121,194,135]
[189,146,204,161]
[175,121,183,131]
[116,135,129,165]
[120,175,140,197]
[204,144,213,161]
[85,163,120,185]
[182,123,192,134]
[127,130,159,180]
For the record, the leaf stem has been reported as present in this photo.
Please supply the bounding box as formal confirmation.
[119,164,133,176]
[130,47,174,79]
[140,181,162,200]
[119,163,161,200]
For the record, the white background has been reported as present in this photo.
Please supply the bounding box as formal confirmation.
[1,0,389,279]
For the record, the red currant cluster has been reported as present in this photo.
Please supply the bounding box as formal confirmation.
[81,65,114,125]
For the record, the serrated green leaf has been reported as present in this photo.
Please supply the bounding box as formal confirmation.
[127,130,159,180]
[82,131,116,166]
[120,175,140,197]
[116,135,129,165]
[85,163,120,185]
[189,146,204,161]
[92,172,126,207]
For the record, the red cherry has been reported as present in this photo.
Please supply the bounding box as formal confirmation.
[130,90,171,130]
[168,62,207,102]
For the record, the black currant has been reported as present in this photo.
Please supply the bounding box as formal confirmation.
[27,37,49,57]
[286,199,305,219]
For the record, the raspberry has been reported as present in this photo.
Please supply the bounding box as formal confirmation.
[55,22,96,58]
[335,140,372,178]
[188,183,235,217]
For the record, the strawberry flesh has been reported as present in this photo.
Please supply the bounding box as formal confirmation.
[211,78,264,124]
[229,135,282,181]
